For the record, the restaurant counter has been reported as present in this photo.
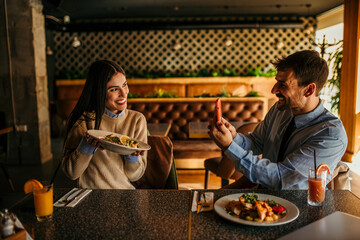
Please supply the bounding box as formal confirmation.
[9,189,360,239]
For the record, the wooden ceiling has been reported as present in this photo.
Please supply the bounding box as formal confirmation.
[42,0,344,20]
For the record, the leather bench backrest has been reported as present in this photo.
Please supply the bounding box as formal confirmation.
[128,97,266,140]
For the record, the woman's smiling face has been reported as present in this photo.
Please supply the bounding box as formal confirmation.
[105,72,129,114]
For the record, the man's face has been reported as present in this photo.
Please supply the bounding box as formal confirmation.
[271,69,308,115]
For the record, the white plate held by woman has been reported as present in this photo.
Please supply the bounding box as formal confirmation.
[87,130,151,155]
[214,193,299,226]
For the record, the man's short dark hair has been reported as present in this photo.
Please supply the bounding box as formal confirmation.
[273,50,329,96]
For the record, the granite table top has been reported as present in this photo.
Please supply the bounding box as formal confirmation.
[9,189,360,239]
[191,189,360,239]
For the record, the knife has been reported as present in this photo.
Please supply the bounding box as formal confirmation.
[64,188,87,207]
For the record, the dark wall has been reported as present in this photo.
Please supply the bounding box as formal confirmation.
[0,0,52,165]
[0,1,13,128]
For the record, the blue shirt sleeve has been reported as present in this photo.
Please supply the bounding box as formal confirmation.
[123,155,140,163]
[224,141,282,189]
[78,138,98,155]
[232,133,252,150]
[225,132,346,190]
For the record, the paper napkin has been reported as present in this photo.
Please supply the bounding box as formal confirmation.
[14,215,33,240]
[191,191,214,212]
[54,188,92,208]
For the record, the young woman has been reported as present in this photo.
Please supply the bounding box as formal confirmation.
[61,60,147,189]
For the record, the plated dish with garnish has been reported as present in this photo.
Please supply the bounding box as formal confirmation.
[87,130,151,155]
[214,193,299,226]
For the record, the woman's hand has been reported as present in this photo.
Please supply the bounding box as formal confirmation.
[131,150,144,156]
[85,133,104,150]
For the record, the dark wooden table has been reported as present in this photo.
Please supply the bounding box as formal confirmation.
[8,189,360,239]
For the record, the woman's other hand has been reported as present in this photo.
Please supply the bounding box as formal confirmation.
[131,150,144,156]
[85,133,104,149]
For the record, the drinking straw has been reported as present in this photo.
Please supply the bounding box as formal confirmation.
[48,160,61,191]
[313,149,317,179]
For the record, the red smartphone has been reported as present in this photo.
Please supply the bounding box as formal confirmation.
[216,98,222,122]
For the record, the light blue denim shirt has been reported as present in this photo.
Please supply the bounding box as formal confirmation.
[224,100,348,190]
[78,108,140,163]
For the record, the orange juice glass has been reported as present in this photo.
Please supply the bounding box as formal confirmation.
[33,182,53,221]
[308,169,327,206]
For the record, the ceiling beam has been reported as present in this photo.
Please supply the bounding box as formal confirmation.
[45,19,304,32]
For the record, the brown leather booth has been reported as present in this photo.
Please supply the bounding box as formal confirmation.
[128,97,267,169]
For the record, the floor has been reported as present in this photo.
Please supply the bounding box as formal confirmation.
[177,170,228,190]
[1,137,360,210]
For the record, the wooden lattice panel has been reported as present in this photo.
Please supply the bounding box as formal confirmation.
[53,17,316,77]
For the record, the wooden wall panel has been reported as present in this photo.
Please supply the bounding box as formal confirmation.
[339,0,360,162]
[186,83,251,97]
[129,84,186,97]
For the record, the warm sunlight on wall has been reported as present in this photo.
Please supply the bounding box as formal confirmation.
[357,42,360,114]
[316,5,344,115]
[316,24,343,115]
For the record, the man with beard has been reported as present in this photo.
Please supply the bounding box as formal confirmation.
[208,50,347,189]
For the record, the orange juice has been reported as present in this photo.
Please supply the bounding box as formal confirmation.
[33,184,53,221]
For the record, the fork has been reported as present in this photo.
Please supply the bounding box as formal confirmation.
[59,189,84,205]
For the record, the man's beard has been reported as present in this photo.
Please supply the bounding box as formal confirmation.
[276,94,287,111]
[276,101,287,111]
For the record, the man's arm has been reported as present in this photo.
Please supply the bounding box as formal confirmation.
[225,131,347,189]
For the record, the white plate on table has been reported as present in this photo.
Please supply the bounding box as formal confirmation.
[214,193,299,226]
[87,130,151,155]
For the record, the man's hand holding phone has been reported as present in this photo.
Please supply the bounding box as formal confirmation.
[207,98,237,150]
[212,98,237,138]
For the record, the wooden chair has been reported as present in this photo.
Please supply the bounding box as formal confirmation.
[132,135,178,189]
[204,122,258,189]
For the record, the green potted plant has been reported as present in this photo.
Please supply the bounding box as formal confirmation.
[326,40,343,115]
[144,88,178,98]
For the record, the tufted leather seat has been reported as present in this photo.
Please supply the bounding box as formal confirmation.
[128,97,267,169]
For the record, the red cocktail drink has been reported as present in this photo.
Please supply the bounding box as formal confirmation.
[308,169,327,206]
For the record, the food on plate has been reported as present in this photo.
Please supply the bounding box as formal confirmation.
[104,134,139,148]
[225,193,286,222]
[120,135,131,145]
[24,179,43,194]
